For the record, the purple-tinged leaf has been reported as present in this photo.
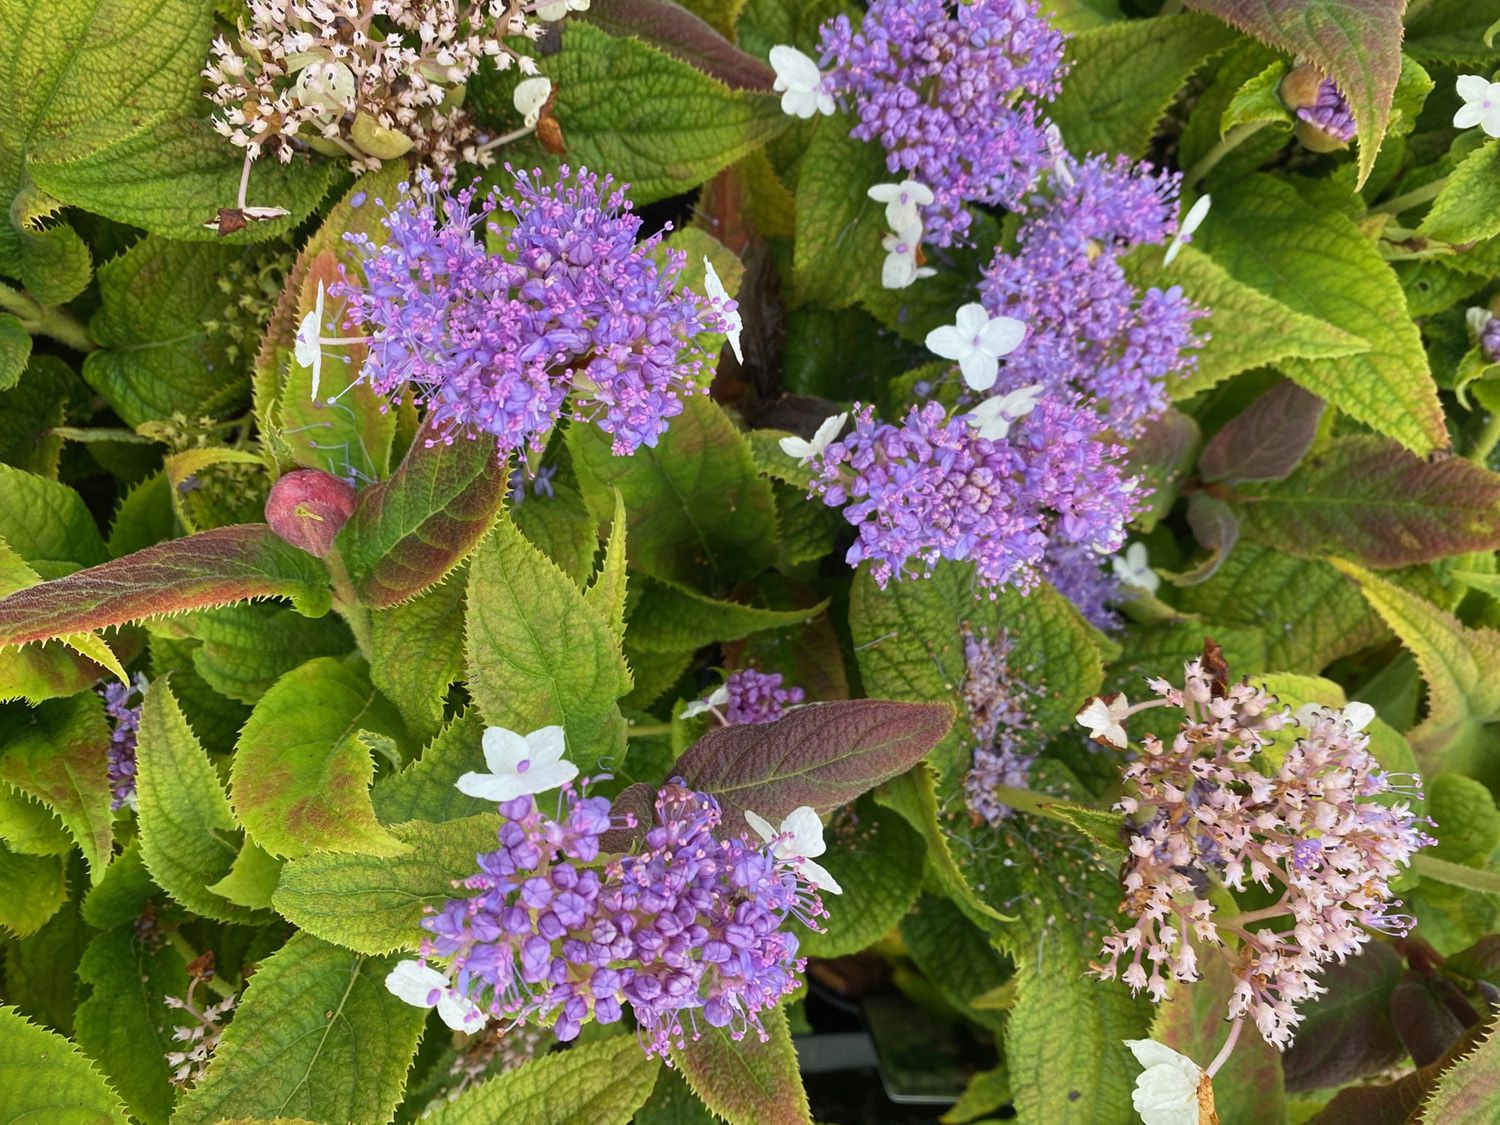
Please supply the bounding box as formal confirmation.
[1283,943,1405,1092]
[1236,437,1500,567]
[1309,1018,1490,1125]
[1391,977,1470,1068]
[672,1006,811,1125]
[1126,408,1202,531]
[1418,1019,1500,1125]
[1199,380,1326,483]
[1173,492,1241,586]
[0,525,332,649]
[335,422,508,608]
[673,699,954,825]
[1446,936,1500,990]
[584,0,775,91]
[0,694,112,879]
[1182,0,1405,186]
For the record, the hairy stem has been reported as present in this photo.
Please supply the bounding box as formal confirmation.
[1370,176,1447,217]
[1185,122,1269,189]
[0,283,95,353]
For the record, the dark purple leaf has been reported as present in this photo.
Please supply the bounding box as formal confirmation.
[584,0,775,91]
[1173,492,1240,585]
[1284,943,1404,1092]
[1445,935,1500,989]
[1391,976,1468,1067]
[1199,380,1326,483]
[673,699,954,825]
[1126,408,1202,530]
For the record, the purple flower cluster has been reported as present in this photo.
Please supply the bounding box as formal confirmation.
[337,167,723,458]
[979,155,1206,434]
[1296,80,1356,145]
[1040,542,1122,632]
[101,674,148,811]
[818,0,1067,246]
[807,401,1137,591]
[961,628,1046,824]
[1482,315,1500,364]
[724,669,804,725]
[420,782,821,1056]
[1093,659,1433,1049]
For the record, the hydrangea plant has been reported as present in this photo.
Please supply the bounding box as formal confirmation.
[3,1,1500,1123]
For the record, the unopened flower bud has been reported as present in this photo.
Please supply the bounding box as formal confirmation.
[1282,66,1355,152]
[265,469,356,557]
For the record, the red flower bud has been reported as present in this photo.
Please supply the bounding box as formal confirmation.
[265,469,356,557]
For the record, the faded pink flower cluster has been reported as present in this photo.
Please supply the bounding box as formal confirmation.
[1092,656,1431,1050]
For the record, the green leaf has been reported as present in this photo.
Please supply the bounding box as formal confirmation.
[171,935,424,1125]
[799,798,924,959]
[546,22,786,204]
[0,353,68,476]
[135,678,260,923]
[0,1003,128,1123]
[1419,141,1500,246]
[370,710,492,825]
[82,238,259,427]
[0,0,209,276]
[628,577,826,653]
[368,575,467,733]
[0,462,107,576]
[791,113,889,310]
[1154,941,1288,1124]
[272,815,498,955]
[0,525,333,649]
[3,897,86,1034]
[900,894,1011,1033]
[1199,380,1325,483]
[0,782,70,855]
[206,839,283,911]
[74,929,189,1125]
[0,693,111,876]
[1412,854,1500,897]
[584,0,763,85]
[1236,436,1500,566]
[29,115,330,245]
[0,841,66,936]
[1418,1023,1500,1124]
[673,1006,811,1125]
[0,312,29,390]
[427,1031,660,1125]
[335,423,507,608]
[585,489,629,641]
[1183,0,1406,186]
[569,396,779,591]
[1332,561,1500,786]
[1049,13,1239,158]
[79,841,154,932]
[1199,175,1446,455]
[465,515,632,771]
[673,699,954,826]
[231,657,406,859]
[511,481,599,585]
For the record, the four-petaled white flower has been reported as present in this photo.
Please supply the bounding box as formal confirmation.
[867,180,935,234]
[702,257,744,363]
[1125,1039,1207,1125]
[456,724,578,802]
[292,59,356,118]
[1468,306,1493,340]
[1293,699,1376,732]
[536,0,590,20]
[1077,693,1131,749]
[385,960,488,1033]
[1044,122,1075,188]
[745,807,843,894]
[1455,74,1500,138]
[1111,541,1160,594]
[1164,194,1211,266]
[769,45,836,119]
[513,76,553,128]
[294,281,326,401]
[925,303,1026,390]
[965,383,1044,441]
[680,684,730,720]
[779,412,848,462]
[880,225,936,289]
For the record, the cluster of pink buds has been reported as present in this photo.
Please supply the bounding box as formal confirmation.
[1083,643,1432,1050]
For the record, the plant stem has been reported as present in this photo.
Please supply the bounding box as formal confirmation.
[1184,122,1268,189]
[325,551,374,662]
[1370,176,1447,217]
[0,283,95,352]
[1471,410,1500,465]
[627,722,672,738]
[989,784,1094,826]
[1205,1016,1245,1078]
[165,933,238,999]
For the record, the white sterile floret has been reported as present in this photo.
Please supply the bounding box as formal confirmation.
[867,179,935,233]
[745,806,843,894]
[965,383,1044,441]
[1111,541,1160,594]
[1455,74,1500,137]
[536,0,591,19]
[1293,699,1376,732]
[1077,693,1131,749]
[1125,1039,1205,1125]
[779,412,848,461]
[680,684,730,720]
[924,303,1026,391]
[385,961,487,1033]
[769,45,835,119]
[512,76,552,128]
[292,59,356,118]
[294,281,326,401]
[1164,194,1211,266]
[881,230,936,289]
[1468,306,1493,339]
[455,724,578,802]
[702,257,744,363]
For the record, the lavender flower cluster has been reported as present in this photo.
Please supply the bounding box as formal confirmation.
[1091,658,1432,1049]
[408,781,823,1056]
[336,168,725,457]
[724,668,804,725]
[960,628,1046,825]
[818,0,1067,247]
[101,674,149,811]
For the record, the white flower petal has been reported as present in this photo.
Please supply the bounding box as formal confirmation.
[385,960,446,1009]
[867,183,900,203]
[809,412,848,455]
[1077,694,1130,749]
[882,249,919,289]
[513,76,552,128]
[768,45,822,90]
[797,858,842,895]
[454,770,522,802]
[702,256,744,363]
[481,725,531,774]
[1342,701,1376,731]
[1456,73,1491,102]
[1455,102,1487,129]
[437,990,488,1033]
[959,350,1000,392]
[924,324,966,360]
[781,806,827,857]
[953,303,990,338]
[1125,1039,1203,1125]
[744,809,777,843]
[1468,306,1492,338]
[779,435,813,460]
[524,725,568,769]
[978,315,1026,358]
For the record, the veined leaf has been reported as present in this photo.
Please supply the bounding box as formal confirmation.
[0,524,332,649]
[0,463,108,577]
[0,842,66,937]
[0,1003,128,1124]
[368,574,467,733]
[231,657,406,858]
[628,577,826,653]
[1418,1022,1500,1125]
[798,798,924,960]
[791,113,890,310]
[0,312,29,390]
[0,693,112,878]
[1419,141,1500,246]
[370,710,492,825]
[582,0,770,88]
[585,490,629,641]
[673,1006,810,1125]
[1198,380,1326,483]
[1183,0,1406,186]
[171,936,424,1125]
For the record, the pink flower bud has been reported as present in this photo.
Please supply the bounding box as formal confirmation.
[265,469,356,557]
